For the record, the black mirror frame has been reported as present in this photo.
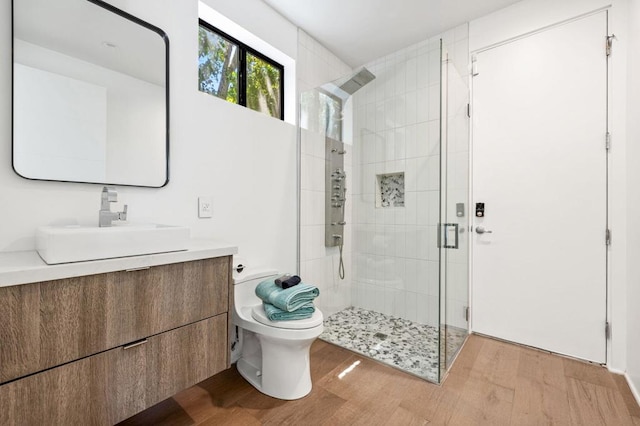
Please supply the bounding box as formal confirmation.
[11,0,171,188]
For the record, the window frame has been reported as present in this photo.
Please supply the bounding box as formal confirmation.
[198,19,285,120]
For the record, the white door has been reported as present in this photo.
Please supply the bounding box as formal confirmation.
[472,11,608,363]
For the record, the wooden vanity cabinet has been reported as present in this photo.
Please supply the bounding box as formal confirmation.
[0,255,232,425]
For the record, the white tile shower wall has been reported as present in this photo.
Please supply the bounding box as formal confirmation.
[298,30,353,316]
[296,30,352,94]
[351,25,469,327]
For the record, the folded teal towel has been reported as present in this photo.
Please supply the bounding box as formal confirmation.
[255,278,320,312]
[263,302,315,321]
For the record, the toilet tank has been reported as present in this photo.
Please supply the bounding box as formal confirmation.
[233,266,278,307]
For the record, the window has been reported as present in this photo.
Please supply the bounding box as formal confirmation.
[198,20,284,120]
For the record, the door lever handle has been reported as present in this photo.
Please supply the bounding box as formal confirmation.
[475,226,493,234]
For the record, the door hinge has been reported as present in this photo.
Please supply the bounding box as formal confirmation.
[606,132,611,151]
[464,306,470,322]
[606,229,611,246]
[471,55,479,77]
[606,34,616,57]
[605,322,611,340]
[467,103,471,118]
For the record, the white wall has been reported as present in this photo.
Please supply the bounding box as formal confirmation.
[625,0,640,402]
[1,0,298,274]
[469,0,612,51]
[469,0,629,373]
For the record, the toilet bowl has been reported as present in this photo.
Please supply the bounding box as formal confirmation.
[232,266,324,400]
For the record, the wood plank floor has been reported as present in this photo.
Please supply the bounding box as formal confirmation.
[119,334,640,425]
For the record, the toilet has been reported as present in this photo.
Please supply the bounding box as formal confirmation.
[231,266,324,400]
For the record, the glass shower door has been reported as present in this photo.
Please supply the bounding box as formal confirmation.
[439,41,470,380]
[299,34,468,384]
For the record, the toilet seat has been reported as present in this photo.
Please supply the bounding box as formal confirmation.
[251,304,323,329]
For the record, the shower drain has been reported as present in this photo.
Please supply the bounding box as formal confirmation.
[373,332,388,340]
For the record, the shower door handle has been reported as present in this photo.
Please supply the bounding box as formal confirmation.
[438,223,459,249]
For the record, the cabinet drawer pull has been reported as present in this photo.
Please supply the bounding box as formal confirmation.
[123,339,148,350]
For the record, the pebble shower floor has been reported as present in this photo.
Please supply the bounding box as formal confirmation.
[320,306,466,382]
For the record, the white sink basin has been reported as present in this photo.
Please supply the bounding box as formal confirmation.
[36,224,190,265]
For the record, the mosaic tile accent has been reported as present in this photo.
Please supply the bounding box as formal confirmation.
[377,172,405,207]
[320,306,467,383]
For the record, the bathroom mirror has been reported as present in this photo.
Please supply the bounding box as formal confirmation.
[12,0,169,187]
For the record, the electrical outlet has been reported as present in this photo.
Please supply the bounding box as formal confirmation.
[198,196,213,218]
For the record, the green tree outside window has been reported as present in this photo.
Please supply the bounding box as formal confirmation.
[198,23,283,120]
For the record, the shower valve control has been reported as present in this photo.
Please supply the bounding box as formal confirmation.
[475,203,485,217]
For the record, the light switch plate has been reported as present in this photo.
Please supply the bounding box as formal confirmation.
[198,196,213,218]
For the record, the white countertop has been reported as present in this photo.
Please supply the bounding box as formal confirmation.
[0,240,238,288]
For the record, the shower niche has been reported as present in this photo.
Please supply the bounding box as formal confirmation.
[376,172,405,208]
[325,136,347,247]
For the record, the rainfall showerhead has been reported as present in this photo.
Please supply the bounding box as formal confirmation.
[338,67,376,95]
[321,67,376,100]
